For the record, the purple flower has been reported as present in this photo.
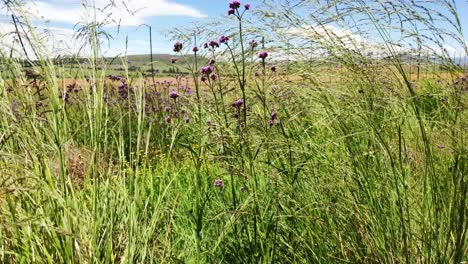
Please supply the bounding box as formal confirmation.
[192,46,199,53]
[184,117,190,123]
[209,40,220,49]
[214,179,224,188]
[228,8,235,15]
[165,116,172,123]
[210,73,218,81]
[229,1,241,9]
[203,42,209,49]
[249,39,258,48]
[208,59,216,65]
[244,3,250,10]
[173,42,183,52]
[258,51,268,59]
[164,106,172,112]
[270,111,277,120]
[219,35,229,44]
[169,90,179,99]
[269,119,274,127]
[201,76,207,82]
[271,65,277,72]
[171,57,178,64]
[231,98,244,108]
[200,65,214,75]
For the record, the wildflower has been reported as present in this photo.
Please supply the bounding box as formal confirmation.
[169,90,179,99]
[201,76,207,82]
[173,42,183,52]
[164,106,171,112]
[249,39,258,48]
[270,111,277,120]
[209,40,220,49]
[244,3,251,10]
[258,51,268,59]
[210,73,218,81]
[219,35,229,44]
[228,8,235,15]
[165,116,172,123]
[271,65,277,72]
[171,57,178,64]
[231,98,244,108]
[268,119,274,127]
[184,117,190,123]
[208,59,216,65]
[214,179,224,188]
[200,65,214,75]
[229,1,241,9]
[192,46,199,53]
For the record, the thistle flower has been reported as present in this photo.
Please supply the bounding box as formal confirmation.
[169,90,179,99]
[258,51,268,59]
[201,76,207,82]
[165,106,172,112]
[173,42,183,52]
[210,73,218,81]
[208,59,216,65]
[244,3,250,10]
[203,42,209,49]
[184,117,190,123]
[229,1,241,9]
[165,116,172,123]
[214,179,224,188]
[228,8,235,15]
[271,65,277,72]
[219,35,229,44]
[192,46,199,52]
[171,57,178,64]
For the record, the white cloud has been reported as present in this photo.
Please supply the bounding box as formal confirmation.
[0,22,85,58]
[11,0,206,26]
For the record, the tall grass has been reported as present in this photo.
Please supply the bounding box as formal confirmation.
[0,0,466,263]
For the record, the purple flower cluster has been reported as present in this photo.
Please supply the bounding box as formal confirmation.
[214,179,224,189]
[258,51,268,59]
[173,42,183,52]
[269,111,277,127]
[219,35,229,44]
[200,65,214,75]
[171,57,178,64]
[249,39,258,48]
[169,90,179,99]
[228,1,251,15]
[231,98,244,108]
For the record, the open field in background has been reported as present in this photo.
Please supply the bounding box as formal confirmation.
[0,0,467,263]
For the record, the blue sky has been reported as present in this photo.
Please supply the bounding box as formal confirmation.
[0,0,467,56]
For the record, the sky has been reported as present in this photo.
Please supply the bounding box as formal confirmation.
[0,0,467,57]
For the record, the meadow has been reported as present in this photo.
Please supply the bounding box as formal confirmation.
[0,0,467,263]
